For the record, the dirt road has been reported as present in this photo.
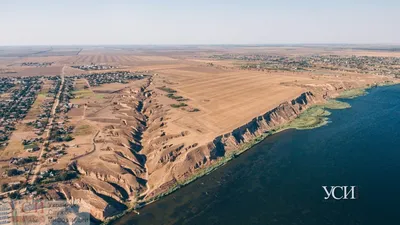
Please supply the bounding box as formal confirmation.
[28,71,65,185]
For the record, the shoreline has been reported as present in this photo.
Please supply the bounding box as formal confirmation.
[102,82,398,225]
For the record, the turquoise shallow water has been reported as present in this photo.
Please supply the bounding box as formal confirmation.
[113,84,400,225]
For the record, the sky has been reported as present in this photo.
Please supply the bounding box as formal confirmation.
[0,0,399,45]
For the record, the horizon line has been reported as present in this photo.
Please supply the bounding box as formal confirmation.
[1,43,400,47]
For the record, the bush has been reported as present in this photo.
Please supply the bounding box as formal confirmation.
[28,156,38,162]
[191,108,200,112]
[7,168,20,177]
[23,142,39,150]
[64,135,73,142]
[15,156,37,165]
[55,136,64,142]
[171,103,188,108]
[157,86,177,93]
[0,184,8,192]
[9,192,21,199]
[55,171,78,182]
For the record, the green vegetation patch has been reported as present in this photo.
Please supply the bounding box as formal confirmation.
[8,192,21,199]
[157,86,177,93]
[188,108,200,112]
[14,156,38,165]
[39,170,78,184]
[286,100,349,130]
[23,142,39,150]
[159,86,190,102]
[323,99,351,109]
[53,134,74,142]
[72,89,93,99]
[286,106,330,130]
[7,168,21,177]
[171,103,188,108]
[338,88,367,99]
[166,93,188,101]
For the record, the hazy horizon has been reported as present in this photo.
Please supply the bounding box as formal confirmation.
[1,0,399,45]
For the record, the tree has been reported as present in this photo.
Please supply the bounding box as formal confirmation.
[0,184,8,192]
[7,168,19,177]
[55,136,63,142]
[64,135,73,142]
[56,171,77,182]
[8,192,21,199]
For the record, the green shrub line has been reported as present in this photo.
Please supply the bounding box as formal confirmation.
[170,103,188,108]
[157,86,177,93]
[166,93,189,101]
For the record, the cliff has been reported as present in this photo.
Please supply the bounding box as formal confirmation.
[212,91,318,153]
[145,91,321,198]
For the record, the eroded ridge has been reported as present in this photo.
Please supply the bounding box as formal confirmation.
[56,76,164,220]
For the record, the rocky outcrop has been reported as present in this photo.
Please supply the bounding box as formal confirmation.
[72,160,144,198]
[58,185,120,221]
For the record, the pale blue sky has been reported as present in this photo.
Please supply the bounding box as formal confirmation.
[0,0,399,45]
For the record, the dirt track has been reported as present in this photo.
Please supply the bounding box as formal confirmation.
[28,70,65,184]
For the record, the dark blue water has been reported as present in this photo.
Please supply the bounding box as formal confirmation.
[114,85,400,225]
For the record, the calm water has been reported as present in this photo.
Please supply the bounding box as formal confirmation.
[114,85,400,225]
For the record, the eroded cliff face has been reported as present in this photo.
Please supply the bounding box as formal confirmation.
[54,78,159,222]
[143,77,398,200]
[56,75,391,222]
[143,91,321,199]
[216,91,318,151]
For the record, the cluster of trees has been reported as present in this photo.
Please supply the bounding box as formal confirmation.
[7,168,21,177]
[54,135,73,142]
[14,156,38,165]
[39,170,78,184]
